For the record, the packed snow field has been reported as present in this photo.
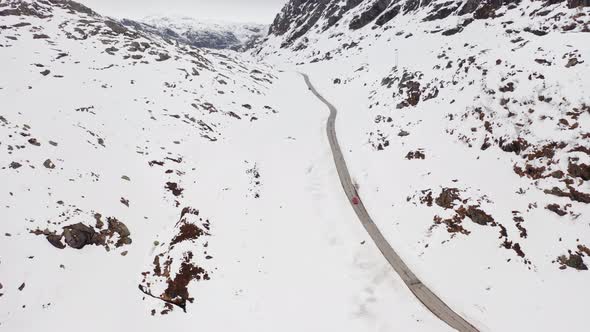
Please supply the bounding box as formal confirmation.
[1,0,589,331]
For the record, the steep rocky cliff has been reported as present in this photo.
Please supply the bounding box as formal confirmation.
[264,0,589,49]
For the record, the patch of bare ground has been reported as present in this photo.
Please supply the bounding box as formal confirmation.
[413,187,531,264]
[139,207,211,315]
[30,214,131,251]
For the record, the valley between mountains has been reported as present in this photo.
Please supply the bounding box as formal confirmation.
[1,0,589,331]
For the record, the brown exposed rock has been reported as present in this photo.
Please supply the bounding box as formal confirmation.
[156,53,171,62]
[63,223,97,249]
[375,5,401,26]
[499,137,529,155]
[512,243,526,258]
[513,164,546,179]
[349,0,390,30]
[544,186,590,204]
[442,26,463,36]
[525,142,560,160]
[567,0,590,8]
[162,258,209,311]
[170,223,205,246]
[465,206,494,225]
[398,73,421,107]
[94,213,104,229]
[551,170,565,179]
[107,217,131,247]
[473,1,502,20]
[566,57,581,68]
[546,204,567,216]
[433,214,470,235]
[435,188,460,209]
[46,234,66,249]
[420,190,433,207]
[578,245,590,257]
[43,159,55,169]
[558,253,588,270]
[120,197,130,207]
[512,212,528,238]
[33,215,131,251]
[139,206,212,314]
[568,162,590,181]
[104,20,128,34]
[165,182,184,197]
[170,208,209,246]
[569,145,590,155]
[28,138,41,146]
[499,82,515,92]
[406,150,425,160]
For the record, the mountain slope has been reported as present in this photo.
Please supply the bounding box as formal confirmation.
[0,1,454,331]
[121,16,267,51]
[0,0,277,318]
[263,0,590,51]
[255,0,590,331]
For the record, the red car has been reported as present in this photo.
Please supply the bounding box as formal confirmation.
[352,196,360,205]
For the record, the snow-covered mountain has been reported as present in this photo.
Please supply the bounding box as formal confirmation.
[254,0,590,331]
[1,0,590,331]
[121,16,267,51]
[0,1,452,331]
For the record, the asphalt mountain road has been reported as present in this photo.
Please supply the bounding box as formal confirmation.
[300,72,479,332]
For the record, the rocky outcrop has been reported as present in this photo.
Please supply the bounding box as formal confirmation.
[349,0,391,30]
[267,0,588,49]
[375,5,402,25]
[567,0,590,8]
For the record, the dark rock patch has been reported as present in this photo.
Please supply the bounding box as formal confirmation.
[546,203,567,216]
[568,162,590,181]
[558,253,588,270]
[43,159,55,169]
[165,182,184,197]
[9,161,22,169]
[350,0,391,30]
[465,206,494,225]
[406,149,426,160]
[435,188,460,209]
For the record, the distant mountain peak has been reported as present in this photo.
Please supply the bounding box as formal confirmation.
[121,16,268,51]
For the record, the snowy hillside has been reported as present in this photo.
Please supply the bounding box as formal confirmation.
[255,0,590,331]
[2,0,590,331]
[121,16,267,51]
[0,1,457,331]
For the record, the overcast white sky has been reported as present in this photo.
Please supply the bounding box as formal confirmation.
[78,0,288,24]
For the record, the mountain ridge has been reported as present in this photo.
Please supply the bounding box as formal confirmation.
[120,16,267,51]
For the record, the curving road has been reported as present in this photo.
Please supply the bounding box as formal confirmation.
[300,73,479,332]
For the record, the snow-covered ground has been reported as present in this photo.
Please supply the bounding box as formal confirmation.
[2,0,590,330]
[1,1,452,331]
[256,0,590,330]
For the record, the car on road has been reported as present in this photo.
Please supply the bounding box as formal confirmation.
[352,196,360,205]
